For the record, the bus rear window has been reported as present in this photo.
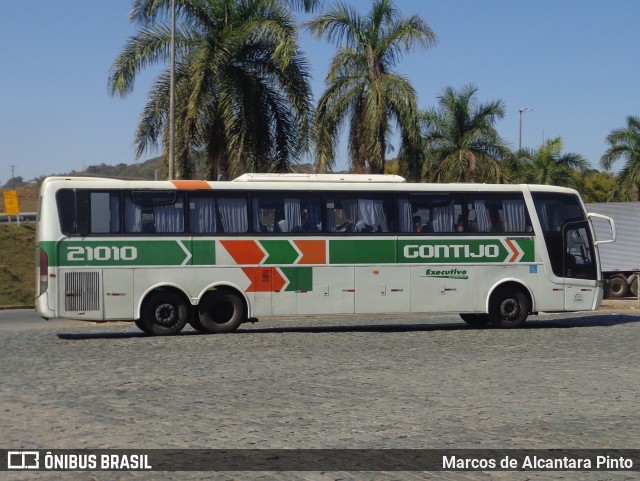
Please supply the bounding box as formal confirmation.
[56,190,120,235]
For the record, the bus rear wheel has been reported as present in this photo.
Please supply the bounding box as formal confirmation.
[198,290,246,334]
[489,287,529,328]
[188,316,209,334]
[140,291,188,335]
[459,314,490,327]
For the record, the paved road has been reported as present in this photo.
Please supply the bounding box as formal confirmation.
[1,309,640,481]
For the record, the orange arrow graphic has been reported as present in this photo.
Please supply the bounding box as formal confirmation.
[242,267,287,292]
[505,239,520,263]
[221,240,265,265]
[294,240,326,264]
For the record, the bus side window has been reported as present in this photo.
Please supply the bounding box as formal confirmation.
[251,193,321,234]
[189,194,219,233]
[325,194,393,233]
[125,191,184,234]
[90,192,120,234]
[466,194,531,234]
[408,194,462,233]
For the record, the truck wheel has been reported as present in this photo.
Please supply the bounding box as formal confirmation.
[607,275,628,299]
[630,276,638,298]
[459,314,490,327]
[489,287,529,328]
[198,290,246,333]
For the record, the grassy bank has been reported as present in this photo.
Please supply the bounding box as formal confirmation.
[0,224,35,306]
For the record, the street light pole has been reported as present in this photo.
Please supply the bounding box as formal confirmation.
[518,107,532,150]
[168,0,176,180]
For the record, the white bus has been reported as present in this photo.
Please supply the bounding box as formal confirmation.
[35,174,614,335]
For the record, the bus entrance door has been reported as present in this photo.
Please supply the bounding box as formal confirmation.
[563,221,597,311]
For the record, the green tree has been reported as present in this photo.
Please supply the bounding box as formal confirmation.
[307,0,436,174]
[572,170,618,203]
[109,0,315,180]
[421,84,510,183]
[514,137,588,187]
[600,116,640,200]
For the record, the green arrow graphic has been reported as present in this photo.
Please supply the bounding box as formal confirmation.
[260,240,299,265]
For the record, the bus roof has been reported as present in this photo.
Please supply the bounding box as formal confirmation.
[39,175,580,196]
[232,173,406,183]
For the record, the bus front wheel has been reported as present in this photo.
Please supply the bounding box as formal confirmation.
[140,291,188,335]
[489,288,529,328]
[198,290,246,334]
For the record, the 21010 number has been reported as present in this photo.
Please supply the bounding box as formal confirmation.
[66,246,138,262]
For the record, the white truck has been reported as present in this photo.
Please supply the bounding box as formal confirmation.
[587,202,640,298]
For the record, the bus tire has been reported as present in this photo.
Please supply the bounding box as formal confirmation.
[459,314,490,327]
[198,290,246,334]
[631,276,638,298]
[135,319,152,334]
[140,291,188,335]
[489,287,529,328]
[607,275,628,299]
[189,316,208,334]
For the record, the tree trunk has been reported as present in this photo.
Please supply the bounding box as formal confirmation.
[207,124,227,181]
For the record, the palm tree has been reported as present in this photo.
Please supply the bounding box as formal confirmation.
[514,137,588,187]
[306,0,436,175]
[600,116,640,200]
[109,0,315,180]
[421,84,510,183]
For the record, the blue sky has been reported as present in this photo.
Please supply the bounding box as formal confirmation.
[1,0,638,183]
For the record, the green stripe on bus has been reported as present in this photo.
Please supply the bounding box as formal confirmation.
[44,237,534,267]
[55,240,193,267]
[192,240,215,265]
[329,240,396,264]
[397,238,535,263]
[280,267,313,292]
[261,240,299,265]
[518,239,535,263]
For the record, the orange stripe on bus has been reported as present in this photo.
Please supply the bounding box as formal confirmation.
[170,180,212,190]
[294,240,326,264]
[242,267,286,292]
[221,240,265,265]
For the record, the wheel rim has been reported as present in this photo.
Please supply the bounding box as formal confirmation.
[611,280,624,295]
[500,298,520,321]
[154,303,178,327]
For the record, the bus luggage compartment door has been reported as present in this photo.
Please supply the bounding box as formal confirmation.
[59,269,134,320]
[355,266,410,313]
[296,267,354,315]
[103,269,134,320]
[59,269,103,320]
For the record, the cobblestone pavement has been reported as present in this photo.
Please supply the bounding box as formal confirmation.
[1,309,640,481]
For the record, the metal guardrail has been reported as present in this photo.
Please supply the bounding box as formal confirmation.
[0,212,37,223]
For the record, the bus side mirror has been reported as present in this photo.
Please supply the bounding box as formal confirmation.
[587,212,616,245]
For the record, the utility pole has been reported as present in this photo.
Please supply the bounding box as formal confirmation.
[168,0,176,180]
[518,108,533,150]
[10,165,16,188]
